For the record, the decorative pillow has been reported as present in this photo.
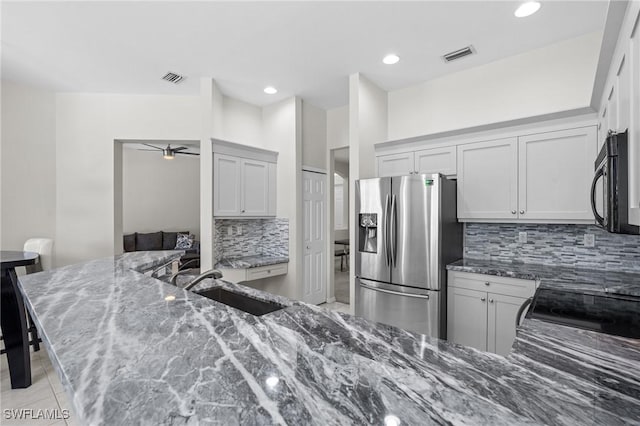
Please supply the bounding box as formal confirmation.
[175,233,193,249]
[162,231,188,250]
[136,232,163,251]
[123,233,136,252]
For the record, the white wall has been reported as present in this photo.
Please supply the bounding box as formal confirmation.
[122,148,200,238]
[301,101,327,170]
[327,105,349,150]
[0,81,56,256]
[55,93,201,266]
[221,96,263,147]
[261,97,302,299]
[388,31,603,140]
[357,76,388,179]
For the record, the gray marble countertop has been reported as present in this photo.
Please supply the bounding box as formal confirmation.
[447,258,640,296]
[15,252,640,425]
[215,254,289,269]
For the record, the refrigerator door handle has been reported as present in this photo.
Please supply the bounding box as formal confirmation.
[383,194,391,266]
[359,281,430,300]
[391,194,397,267]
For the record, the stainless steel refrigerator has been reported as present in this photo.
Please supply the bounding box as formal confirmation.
[354,174,462,339]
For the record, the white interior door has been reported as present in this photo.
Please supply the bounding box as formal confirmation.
[302,170,327,305]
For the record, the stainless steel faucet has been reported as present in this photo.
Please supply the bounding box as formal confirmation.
[172,269,223,291]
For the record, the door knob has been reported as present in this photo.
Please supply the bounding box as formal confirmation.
[489,299,494,303]
[484,281,490,286]
[306,245,310,249]
[241,209,245,213]
[511,210,516,215]
[480,297,486,302]
[520,210,525,214]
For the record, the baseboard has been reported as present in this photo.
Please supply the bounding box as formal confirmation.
[326,297,336,304]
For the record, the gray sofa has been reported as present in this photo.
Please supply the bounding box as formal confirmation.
[124,231,200,268]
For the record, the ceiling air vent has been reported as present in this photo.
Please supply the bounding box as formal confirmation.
[161,72,185,84]
[442,46,475,63]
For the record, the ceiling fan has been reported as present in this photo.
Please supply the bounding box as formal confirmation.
[138,143,199,160]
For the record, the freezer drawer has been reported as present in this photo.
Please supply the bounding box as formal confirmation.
[355,279,441,338]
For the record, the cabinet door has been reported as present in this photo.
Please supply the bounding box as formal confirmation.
[377,152,415,177]
[447,286,487,352]
[457,138,518,220]
[518,127,596,221]
[487,293,526,356]
[630,20,640,226]
[240,159,270,216]
[267,162,277,216]
[414,146,457,176]
[213,153,241,216]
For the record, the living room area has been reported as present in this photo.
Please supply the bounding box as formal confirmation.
[119,140,201,270]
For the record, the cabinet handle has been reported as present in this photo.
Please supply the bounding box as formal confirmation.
[489,299,494,303]
[480,297,486,302]
[520,210,525,214]
[484,281,490,286]
[511,210,516,215]
[241,209,245,213]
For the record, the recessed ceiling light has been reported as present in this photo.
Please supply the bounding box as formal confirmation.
[164,295,176,301]
[264,86,278,95]
[514,1,541,18]
[383,54,400,65]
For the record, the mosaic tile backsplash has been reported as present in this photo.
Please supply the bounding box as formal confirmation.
[464,223,640,273]
[214,218,288,262]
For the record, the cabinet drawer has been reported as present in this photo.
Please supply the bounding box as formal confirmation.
[448,271,536,299]
[246,263,288,281]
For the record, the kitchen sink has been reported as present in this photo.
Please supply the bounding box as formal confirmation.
[194,287,285,316]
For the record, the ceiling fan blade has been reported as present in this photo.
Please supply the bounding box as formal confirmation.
[141,143,162,150]
[176,152,199,156]
[173,146,189,151]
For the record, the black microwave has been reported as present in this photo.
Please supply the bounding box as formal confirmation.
[590,130,639,235]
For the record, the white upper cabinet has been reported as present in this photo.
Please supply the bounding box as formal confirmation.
[598,4,640,226]
[414,146,457,176]
[518,127,596,221]
[457,138,518,220]
[377,146,457,177]
[213,154,242,216]
[212,140,277,218]
[632,12,640,226]
[456,127,596,223]
[377,152,414,177]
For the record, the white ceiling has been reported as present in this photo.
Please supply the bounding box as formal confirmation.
[1,1,608,109]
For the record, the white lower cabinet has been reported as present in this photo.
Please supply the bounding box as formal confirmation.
[447,271,536,356]
[448,286,488,351]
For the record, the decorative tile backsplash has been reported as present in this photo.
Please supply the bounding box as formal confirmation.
[464,223,640,273]
[214,218,288,262]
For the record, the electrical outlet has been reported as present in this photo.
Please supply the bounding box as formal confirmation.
[584,234,595,247]
[236,225,242,235]
[518,232,527,243]
[227,226,233,236]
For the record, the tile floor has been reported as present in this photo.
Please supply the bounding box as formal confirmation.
[321,301,352,314]
[0,348,78,426]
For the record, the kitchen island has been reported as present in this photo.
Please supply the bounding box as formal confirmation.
[16,252,640,425]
